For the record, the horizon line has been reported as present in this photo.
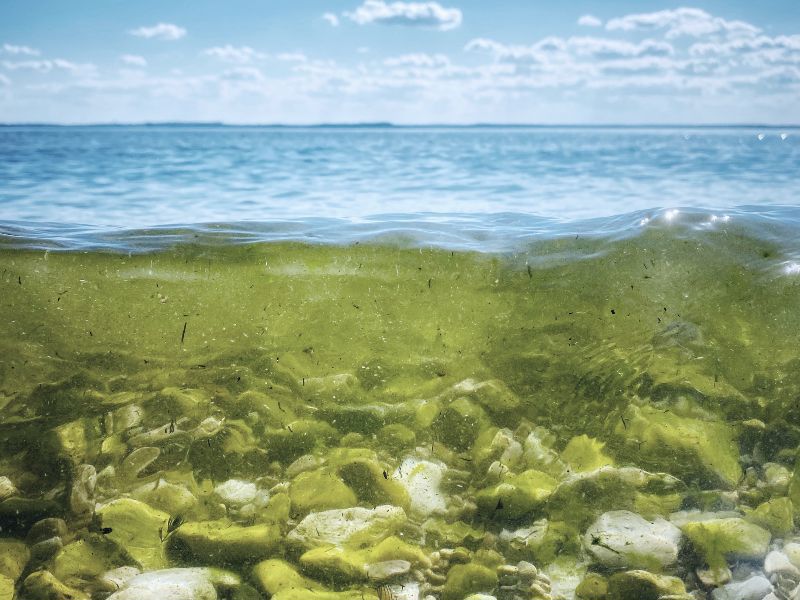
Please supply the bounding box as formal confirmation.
[1,121,799,129]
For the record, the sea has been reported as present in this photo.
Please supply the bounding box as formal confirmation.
[0,125,799,600]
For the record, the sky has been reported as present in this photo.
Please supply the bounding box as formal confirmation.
[1,1,799,124]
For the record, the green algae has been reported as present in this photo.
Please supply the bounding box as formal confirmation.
[1,230,800,599]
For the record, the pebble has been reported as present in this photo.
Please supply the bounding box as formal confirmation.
[710,575,773,600]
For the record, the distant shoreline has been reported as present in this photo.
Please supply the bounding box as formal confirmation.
[0,122,798,129]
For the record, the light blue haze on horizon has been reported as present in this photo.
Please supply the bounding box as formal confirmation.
[0,1,799,124]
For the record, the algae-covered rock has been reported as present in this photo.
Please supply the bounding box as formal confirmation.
[22,569,90,600]
[96,498,170,570]
[615,404,742,488]
[745,497,793,536]
[583,510,682,571]
[0,538,29,581]
[289,469,358,513]
[433,397,490,451]
[446,379,521,422]
[274,590,378,600]
[264,419,339,463]
[561,435,614,474]
[252,559,325,596]
[606,570,685,600]
[576,572,608,599]
[394,458,447,517]
[476,469,558,519]
[169,519,281,564]
[681,518,770,569]
[423,518,486,549]
[0,574,13,600]
[337,458,410,509]
[53,537,131,589]
[106,567,240,600]
[288,505,407,549]
[377,424,417,452]
[131,478,198,515]
[0,477,18,502]
[442,563,498,600]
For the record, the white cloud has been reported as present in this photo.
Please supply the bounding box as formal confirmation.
[3,43,40,56]
[578,15,602,28]
[345,0,462,31]
[384,53,450,67]
[606,8,759,39]
[1,58,96,76]
[129,23,187,41]
[204,45,266,64]
[466,36,673,64]
[323,13,340,27]
[121,54,147,67]
[277,52,308,63]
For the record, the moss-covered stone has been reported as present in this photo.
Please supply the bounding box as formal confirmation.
[576,572,608,600]
[606,570,685,600]
[745,497,794,536]
[0,538,29,582]
[442,563,498,600]
[337,458,410,510]
[21,569,90,600]
[476,469,558,519]
[0,574,13,600]
[681,518,770,569]
[0,496,64,534]
[169,519,281,564]
[288,505,407,549]
[433,397,490,452]
[252,558,325,596]
[264,419,339,463]
[290,468,358,513]
[52,537,130,589]
[96,498,169,570]
[422,518,486,549]
[615,404,741,489]
[377,424,417,452]
[561,435,614,474]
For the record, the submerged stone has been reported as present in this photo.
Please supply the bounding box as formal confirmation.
[288,505,407,549]
[432,397,490,452]
[394,458,448,517]
[442,563,498,600]
[289,468,358,513]
[21,569,89,600]
[615,404,742,489]
[96,498,170,570]
[583,510,682,571]
[475,469,557,520]
[681,518,771,569]
[560,435,614,474]
[106,567,240,600]
[606,570,685,600]
[168,519,281,564]
[710,575,772,600]
[745,497,793,536]
[0,538,30,581]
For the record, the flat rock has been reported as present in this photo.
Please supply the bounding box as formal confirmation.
[288,505,407,549]
[106,567,239,600]
[710,576,773,600]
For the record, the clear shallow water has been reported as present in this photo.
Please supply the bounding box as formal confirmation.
[0,125,798,227]
[2,127,800,600]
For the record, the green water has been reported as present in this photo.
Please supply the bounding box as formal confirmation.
[1,229,800,600]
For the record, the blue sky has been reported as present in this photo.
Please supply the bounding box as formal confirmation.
[1,1,799,123]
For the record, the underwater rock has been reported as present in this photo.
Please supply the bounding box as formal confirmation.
[366,559,412,582]
[0,574,13,600]
[106,567,240,600]
[710,575,772,600]
[289,468,358,513]
[575,572,608,600]
[377,424,417,452]
[302,373,364,404]
[264,419,339,463]
[761,463,791,495]
[745,498,794,536]
[119,446,161,480]
[560,435,614,474]
[26,517,68,544]
[433,397,490,452]
[252,559,325,596]
[605,570,686,600]
[615,404,742,489]
[584,510,682,571]
[442,563,498,600]
[30,535,63,563]
[69,463,97,518]
[681,518,771,569]
[168,519,281,564]
[473,428,524,476]
[21,569,89,600]
[96,498,170,570]
[213,478,258,506]
[496,560,554,600]
[445,379,521,422]
[0,476,18,501]
[337,457,410,509]
[0,538,30,581]
[547,466,683,529]
[131,478,198,515]
[393,457,447,517]
[475,469,557,520]
[98,566,141,592]
[52,537,130,589]
[521,427,565,477]
[288,505,407,549]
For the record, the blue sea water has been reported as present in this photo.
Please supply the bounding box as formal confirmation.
[0,125,798,241]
